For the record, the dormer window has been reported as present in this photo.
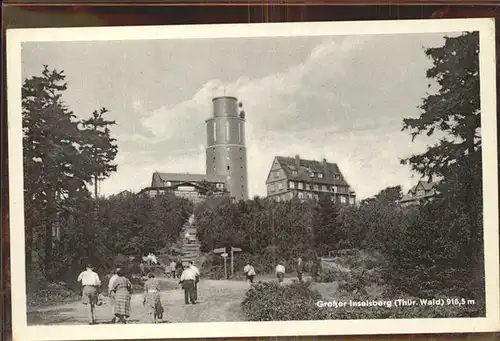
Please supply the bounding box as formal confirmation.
[165,181,172,187]
[335,175,341,180]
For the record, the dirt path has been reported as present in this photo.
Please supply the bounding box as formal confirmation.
[27,276,305,325]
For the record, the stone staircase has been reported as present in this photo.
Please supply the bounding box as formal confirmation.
[181,220,201,264]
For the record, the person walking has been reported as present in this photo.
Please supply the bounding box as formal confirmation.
[179,263,197,305]
[243,262,256,284]
[169,261,177,279]
[297,257,305,283]
[175,259,183,279]
[275,262,285,284]
[110,269,133,324]
[77,264,101,325]
[143,273,164,323]
[107,268,120,323]
[188,261,200,302]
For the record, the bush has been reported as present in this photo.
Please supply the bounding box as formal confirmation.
[241,281,327,321]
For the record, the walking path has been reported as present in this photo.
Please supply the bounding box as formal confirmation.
[27,276,314,325]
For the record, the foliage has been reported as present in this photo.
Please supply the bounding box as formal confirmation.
[22,65,193,287]
[241,281,327,321]
[398,31,484,300]
[79,107,118,199]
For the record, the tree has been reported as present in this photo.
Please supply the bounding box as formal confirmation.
[400,32,483,295]
[22,66,93,276]
[374,185,403,205]
[79,108,118,199]
[313,196,342,256]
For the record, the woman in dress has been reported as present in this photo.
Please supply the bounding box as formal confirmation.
[143,273,164,323]
[110,268,133,323]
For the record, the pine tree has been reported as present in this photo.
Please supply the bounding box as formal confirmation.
[400,32,483,295]
[22,65,92,277]
[79,108,118,199]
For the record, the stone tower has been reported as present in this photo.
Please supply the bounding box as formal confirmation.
[205,96,248,201]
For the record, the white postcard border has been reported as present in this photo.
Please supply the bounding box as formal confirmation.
[7,18,499,341]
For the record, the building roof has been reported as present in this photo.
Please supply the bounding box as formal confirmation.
[400,180,437,203]
[273,156,351,187]
[152,172,226,185]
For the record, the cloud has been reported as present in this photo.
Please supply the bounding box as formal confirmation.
[103,34,447,199]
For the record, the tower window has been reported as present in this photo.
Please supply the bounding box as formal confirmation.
[213,121,217,142]
[226,121,230,141]
[227,166,230,170]
[238,122,241,142]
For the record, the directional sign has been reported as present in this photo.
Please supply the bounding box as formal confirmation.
[221,253,228,258]
[231,247,242,252]
[213,247,226,254]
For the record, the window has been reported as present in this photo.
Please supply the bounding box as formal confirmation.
[226,121,230,140]
[213,121,217,141]
[335,175,341,180]
[274,170,279,178]
[314,184,319,191]
[269,183,275,192]
[332,186,337,193]
[349,197,355,204]
[227,166,230,170]
[318,173,324,178]
[288,192,293,200]
[305,184,310,190]
[298,182,303,190]
[292,170,297,176]
[289,181,295,189]
[314,194,319,200]
[278,182,283,190]
[322,185,328,191]
[417,189,425,197]
[165,181,172,187]
[298,192,304,199]
[276,196,281,202]
[238,122,242,142]
[227,156,230,160]
[340,196,346,204]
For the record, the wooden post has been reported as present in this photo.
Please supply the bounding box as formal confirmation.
[231,247,234,277]
[224,255,227,279]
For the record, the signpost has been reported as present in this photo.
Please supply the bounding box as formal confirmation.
[221,253,228,279]
[214,247,228,279]
[213,247,242,279]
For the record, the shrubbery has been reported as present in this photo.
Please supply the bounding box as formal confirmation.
[242,281,327,321]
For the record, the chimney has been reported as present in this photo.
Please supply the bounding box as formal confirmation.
[323,158,328,174]
[294,154,300,170]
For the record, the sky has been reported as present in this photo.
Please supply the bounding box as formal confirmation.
[21,32,458,200]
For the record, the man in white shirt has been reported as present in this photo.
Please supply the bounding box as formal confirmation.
[107,268,120,323]
[180,263,197,304]
[188,261,200,301]
[275,262,285,284]
[244,262,256,283]
[77,264,101,324]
